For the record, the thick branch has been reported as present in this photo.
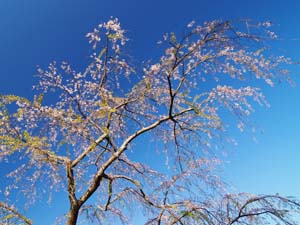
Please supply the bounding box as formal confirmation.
[79,108,193,205]
[72,133,108,168]
[66,160,78,205]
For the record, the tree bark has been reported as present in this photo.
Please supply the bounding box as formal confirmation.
[66,204,80,225]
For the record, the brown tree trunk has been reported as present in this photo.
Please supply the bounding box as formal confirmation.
[66,204,80,225]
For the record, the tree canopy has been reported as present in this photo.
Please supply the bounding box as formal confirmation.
[0,18,299,225]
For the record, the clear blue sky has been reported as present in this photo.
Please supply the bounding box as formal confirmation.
[1,0,300,224]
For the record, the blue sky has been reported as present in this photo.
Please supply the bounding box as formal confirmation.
[1,0,300,224]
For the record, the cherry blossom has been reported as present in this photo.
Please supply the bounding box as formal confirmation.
[0,18,299,225]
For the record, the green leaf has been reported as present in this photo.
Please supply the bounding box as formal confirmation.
[4,213,15,220]
[170,32,177,44]
[254,47,266,56]
[107,33,120,39]
[98,48,107,59]
[23,131,30,141]
[34,94,44,106]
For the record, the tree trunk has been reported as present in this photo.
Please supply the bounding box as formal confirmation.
[66,204,80,225]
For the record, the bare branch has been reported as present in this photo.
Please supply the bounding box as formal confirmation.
[0,202,32,225]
